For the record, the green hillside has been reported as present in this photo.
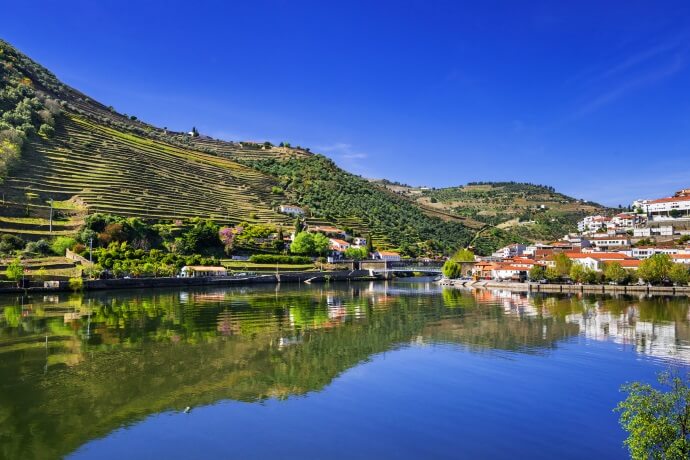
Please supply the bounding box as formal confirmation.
[374,180,607,242]
[0,39,598,255]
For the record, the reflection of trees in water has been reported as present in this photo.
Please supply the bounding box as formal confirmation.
[0,286,688,459]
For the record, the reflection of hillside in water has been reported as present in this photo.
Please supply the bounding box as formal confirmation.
[0,284,688,459]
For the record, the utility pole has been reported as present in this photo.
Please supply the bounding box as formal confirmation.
[89,238,93,264]
[49,197,53,234]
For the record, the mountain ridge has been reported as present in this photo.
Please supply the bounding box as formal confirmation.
[0,39,606,255]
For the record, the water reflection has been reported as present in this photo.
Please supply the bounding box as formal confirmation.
[0,282,689,459]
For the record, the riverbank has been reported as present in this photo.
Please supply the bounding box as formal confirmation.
[439,279,690,296]
[0,270,381,294]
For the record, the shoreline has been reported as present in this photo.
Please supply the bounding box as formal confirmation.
[0,270,382,295]
[439,279,690,296]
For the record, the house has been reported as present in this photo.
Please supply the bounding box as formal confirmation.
[635,189,690,220]
[353,237,367,248]
[309,225,347,237]
[329,238,351,252]
[375,250,401,262]
[588,236,631,250]
[633,225,674,237]
[491,243,526,259]
[631,247,680,259]
[278,204,305,216]
[180,266,228,278]
[671,254,690,265]
[490,263,529,281]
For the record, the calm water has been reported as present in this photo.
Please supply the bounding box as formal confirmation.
[1,279,690,459]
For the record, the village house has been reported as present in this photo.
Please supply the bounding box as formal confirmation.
[278,204,305,216]
[352,237,368,248]
[490,263,529,281]
[329,238,351,252]
[180,266,228,278]
[557,252,631,272]
[491,243,526,259]
[634,189,690,221]
[588,236,631,250]
[308,225,347,237]
[375,250,401,262]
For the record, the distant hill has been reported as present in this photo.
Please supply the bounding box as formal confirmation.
[372,180,608,242]
[0,39,604,254]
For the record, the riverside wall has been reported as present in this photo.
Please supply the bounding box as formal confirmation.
[0,270,379,294]
[439,279,690,296]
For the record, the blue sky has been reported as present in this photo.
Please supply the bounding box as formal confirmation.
[3,0,690,205]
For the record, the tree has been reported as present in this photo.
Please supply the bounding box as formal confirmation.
[451,248,475,262]
[442,259,462,279]
[5,258,24,286]
[344,247,368,260]
[544,266,560,282]
[638,254,673,284]
[312,233,330,256]
[553,253,572,278]
[604,261,628,284]
[669,263,690,286]
[569,263,586,284]
[51,236,76,256]
[529,265,545,281]
[366,237,374,255]
[290,232,315,255]
[616,372,690,460]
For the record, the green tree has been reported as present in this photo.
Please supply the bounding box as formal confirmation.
[669,263,690,286]
[442,259,462,279]
[604,261,628,284]
[451,248,475,262]
[312,233,330,256]
[290,232,315,255]
[544,266,560,282]
[344,247,368,260]
[68,276,83,292]
[528,265,545,280]
[553,253,572,278]
[638,254,673,284]
[616,372,690,460]
[51,236,76,255]
[5,258,24,286]
[569,263,586,283]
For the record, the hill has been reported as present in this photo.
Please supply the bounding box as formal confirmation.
[372,180,607,242]
[0,39,602,255]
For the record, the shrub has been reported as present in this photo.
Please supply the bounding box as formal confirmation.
[68,276,83,292]
[51,236,76,255]
[0,234,25,254]
[5,258,24,285]
[442,260,462,279]
[24,239,51,256]
[248,255,312,264]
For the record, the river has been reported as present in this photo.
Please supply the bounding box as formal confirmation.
[1,279,689,459]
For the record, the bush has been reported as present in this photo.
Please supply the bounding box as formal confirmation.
[51,236,76,255]
[24,239,51,256]
[0,234,25,254]
[68,276,83,292]
[248,254,312,264]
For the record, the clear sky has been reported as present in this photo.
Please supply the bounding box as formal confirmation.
[3,0,690,206]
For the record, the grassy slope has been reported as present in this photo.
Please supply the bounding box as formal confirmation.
[0,39,594,253]
[375,181,608,242]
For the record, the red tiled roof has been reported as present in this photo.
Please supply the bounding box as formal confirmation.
[649,195,690,204]
[565,252,629,260]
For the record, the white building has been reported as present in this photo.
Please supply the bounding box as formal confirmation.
[180,266,228,278]
[329,238,351,252]
[491,243,526,259]
[375,251,401,262]
[278,204,305,216]
[353,237,368,248]
[630,247,681,259]
[634,189,690,220]
[588,236,631,250]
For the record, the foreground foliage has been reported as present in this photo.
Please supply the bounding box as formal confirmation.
[616,372,690,460]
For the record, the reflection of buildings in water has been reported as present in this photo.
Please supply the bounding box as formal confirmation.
[566,307,690,364]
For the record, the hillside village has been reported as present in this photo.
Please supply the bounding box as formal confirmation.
[450,187,690,284]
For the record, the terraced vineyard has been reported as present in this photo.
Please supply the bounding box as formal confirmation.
[1,114,290,233]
